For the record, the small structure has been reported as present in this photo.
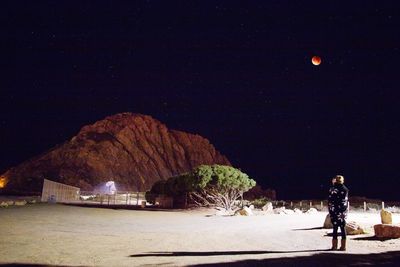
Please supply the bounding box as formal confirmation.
[41,179,80,203]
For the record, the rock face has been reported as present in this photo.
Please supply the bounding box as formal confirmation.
[1,113,231,192]
[381,209,393,224]
[374,224,400,239]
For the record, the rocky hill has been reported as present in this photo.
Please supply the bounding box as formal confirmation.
[0,113,230,193]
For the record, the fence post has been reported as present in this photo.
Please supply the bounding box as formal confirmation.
[320,201,323,210]
[300,201,302,208]
[290,201,293,208]
[309,201,312,208]
[382,201,385,210]
[364,201,366,212]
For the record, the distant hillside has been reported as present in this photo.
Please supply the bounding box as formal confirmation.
[0,113,231,193]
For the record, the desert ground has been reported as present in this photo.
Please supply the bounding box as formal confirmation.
[0,204,399,267]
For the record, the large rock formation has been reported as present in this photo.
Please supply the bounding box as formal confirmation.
[0,113,231,192]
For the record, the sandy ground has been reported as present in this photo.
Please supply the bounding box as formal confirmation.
[0,204,399,267]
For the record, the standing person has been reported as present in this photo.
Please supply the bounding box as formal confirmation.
[328,175,349,251]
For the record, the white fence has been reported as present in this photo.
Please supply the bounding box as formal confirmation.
[41,179,80,203]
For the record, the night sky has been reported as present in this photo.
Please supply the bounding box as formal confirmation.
[1,1,400,200]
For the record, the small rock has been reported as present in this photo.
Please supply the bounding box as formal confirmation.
[381,209,393,224]
[323,214,333,229]
[27,199,37,204]
[249,205,255,210]
[14,200,27,206]
[346,221,366,235]
[0,201,8,208]
[283,209,294,215]
[262,202,273,213]
[294,208,303,214]
[273,207,286,214]
[374,224,400,239]
[306,208,318,214]
[235,206,253,216]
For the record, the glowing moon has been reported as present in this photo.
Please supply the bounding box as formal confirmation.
[312,56,321,66]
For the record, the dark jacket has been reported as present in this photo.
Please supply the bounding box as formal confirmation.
[328,183,349,227]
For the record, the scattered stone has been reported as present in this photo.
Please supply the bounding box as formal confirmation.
[346,221,366,235]
[27,199,37,204]
[374,224,400,239]
[235,206,253,216]
[381,209,393,224]
[306,208,318,214]
[294,208,303,214]
[14,200,27,206]
[262,202,273,213]
[283,209,294,215]
[273,207,286,214]
[323,214,333,229]
[0,201,8,208]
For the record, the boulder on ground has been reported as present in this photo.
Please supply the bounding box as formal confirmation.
[323,214,333,229]
[306,208,318,214]
[346,221,366,235]
[294,208,302,214]
[283,209,294,215]
[273,207,286,214]
[374,224,400,239]
[0,201,8,208]
[14,200,27,206]
[380,209,393,224]
[262,202,273,213]
[235,206,253,216]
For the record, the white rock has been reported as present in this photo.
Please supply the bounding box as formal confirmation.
[283,209,294,215]
[0,201,9,208]
[273,207,286,214]
[235,206,253,216]
[294,208,303,214]
[14,200,27,206]
[262,202,273,212]
[249,205,255,210]
[306,208,318,214]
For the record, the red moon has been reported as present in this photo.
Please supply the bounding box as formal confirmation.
[312,56,321,65]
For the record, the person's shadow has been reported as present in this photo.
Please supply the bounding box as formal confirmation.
[129,249,330,257]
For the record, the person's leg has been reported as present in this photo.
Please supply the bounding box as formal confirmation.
[339,224,347,251]
[331,224,338,250]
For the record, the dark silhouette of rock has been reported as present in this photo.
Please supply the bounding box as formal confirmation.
[1,113,230,193]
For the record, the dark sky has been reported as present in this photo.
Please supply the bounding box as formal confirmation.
[1,1,400,200]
